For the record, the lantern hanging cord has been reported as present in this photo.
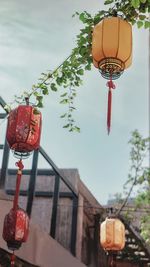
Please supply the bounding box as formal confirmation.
[13,159,24,211]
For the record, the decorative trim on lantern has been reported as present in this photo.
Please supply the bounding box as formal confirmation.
[13,150,32,159]
[99,58,125,80]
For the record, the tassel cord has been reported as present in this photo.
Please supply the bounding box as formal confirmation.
[106,79,116,134]
[11,251,16,267]
[107,88,112,135]
[13,159,24,211]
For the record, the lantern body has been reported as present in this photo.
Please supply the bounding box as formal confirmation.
[100,218,125,251]
[3,208,29,250]
[92,17,132,79]
[6,105,42,157]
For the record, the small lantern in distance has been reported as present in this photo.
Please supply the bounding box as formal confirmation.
[6,105,42,158]
[92,16,132,134]
[100,217,125,251]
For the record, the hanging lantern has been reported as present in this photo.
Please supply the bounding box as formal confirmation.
[2,159,29,267]
[3,208,29,250]
[6,105,42,158]
[100,218,125,251]
[92,17,132,134]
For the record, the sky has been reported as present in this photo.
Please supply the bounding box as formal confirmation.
[0,0,149,204]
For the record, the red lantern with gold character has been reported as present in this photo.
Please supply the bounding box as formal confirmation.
[6,104,42,158]
[92,17,132,134]
[100,217,125,251]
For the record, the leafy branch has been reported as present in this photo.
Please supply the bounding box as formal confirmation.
[116,130,150,215]
[112,130,150,243]
[5,0,150,131]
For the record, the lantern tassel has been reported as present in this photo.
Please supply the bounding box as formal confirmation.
[13,159,24,211]
[106,79,116,134]
[108,254,116,267]
[107,89,112,135]
[11,252,16,267]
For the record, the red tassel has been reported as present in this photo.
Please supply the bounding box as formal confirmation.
[11,252,16,267]
[13,159,24,211]
[107,89,112,135]
[108,254,116,267]
[106,79,116,134]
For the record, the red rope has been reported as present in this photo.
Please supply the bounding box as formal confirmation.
[13,159,24,211]
[11,252,16,267]
[108,254,116,267]
[106,79,116,135]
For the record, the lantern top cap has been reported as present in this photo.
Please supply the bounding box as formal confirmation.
[95,16,131,25]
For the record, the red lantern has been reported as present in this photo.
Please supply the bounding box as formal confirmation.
[2,159,29,266]
[3,208,29,251]
[6,105,42,157]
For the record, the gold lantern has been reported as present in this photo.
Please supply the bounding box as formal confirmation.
[92,17,132,133]
[100,218,125,251]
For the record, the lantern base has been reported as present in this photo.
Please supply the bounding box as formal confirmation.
[7,241,22,251]
[12,150,32,159]
[99,58,125,80]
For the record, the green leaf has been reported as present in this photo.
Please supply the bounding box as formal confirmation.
[140,0,146,3]
[60,113,67,118]
[79,13,87,23]
[60,99,68,104]
[43,88,49,95]
[94,15,101,25]
[47,72,52,79]
[77,69,84,75]
[50,83,57,92]
[56,77,63,85]
[85,64,91,70]
[131,19,136,25]
[139,15,146,20]
[73,126,80,133]
[37,101,43,108]
[131,0,140,8]
[137,20,144,28]
[144,20,150,29]
[63,124,70,128]
[104,0,114,4]
[36,95,43,101]
[72,11,79,18]
[79,46,87,56]
[60,92,67,97]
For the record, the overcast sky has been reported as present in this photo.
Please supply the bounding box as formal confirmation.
[0,0,149,204]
